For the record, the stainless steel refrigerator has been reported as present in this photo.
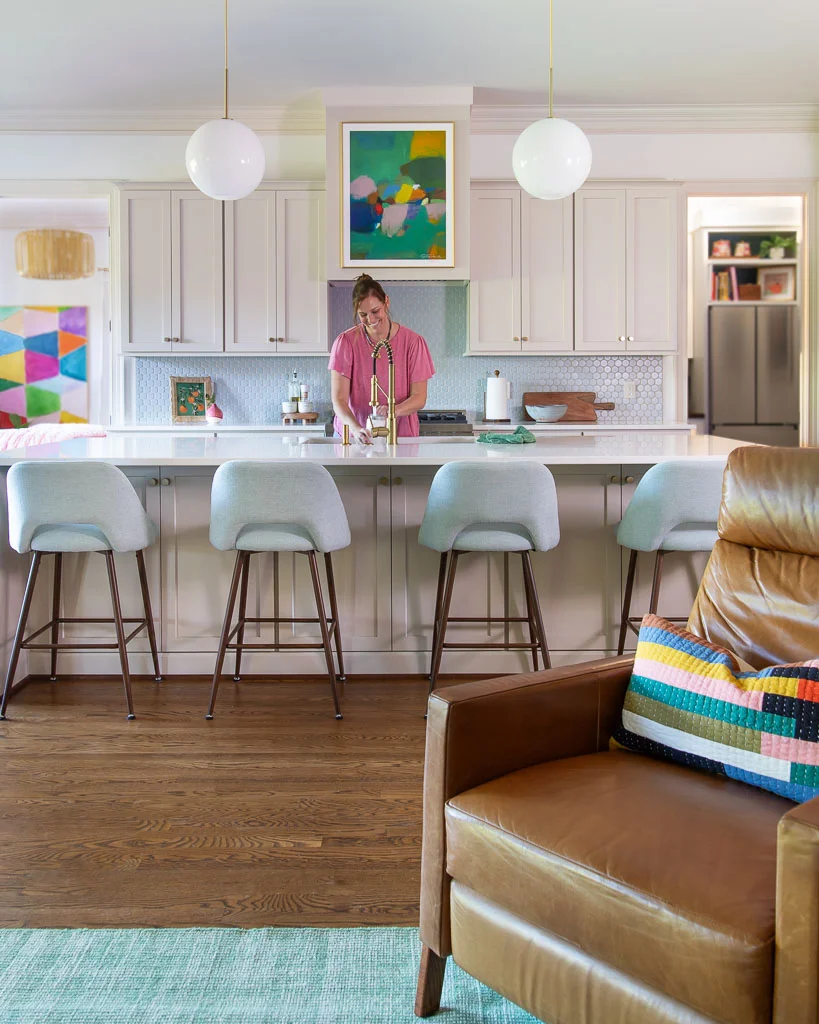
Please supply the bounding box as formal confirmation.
[707,305,800,446]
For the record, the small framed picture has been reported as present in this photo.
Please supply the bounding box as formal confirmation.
[170,376,212,423]
[758,267,795,302]
[340,121,455,268]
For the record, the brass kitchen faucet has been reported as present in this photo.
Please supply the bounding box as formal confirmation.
[367,339,397,446]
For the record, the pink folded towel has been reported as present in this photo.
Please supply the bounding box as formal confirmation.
[0,423,107,452]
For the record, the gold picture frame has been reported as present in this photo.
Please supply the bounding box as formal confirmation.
[340,121,455,268]
[170,376,212,423]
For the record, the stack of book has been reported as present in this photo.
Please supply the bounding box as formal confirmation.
[711,267,740,301]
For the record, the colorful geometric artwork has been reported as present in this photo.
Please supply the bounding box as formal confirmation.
[341,122,454,268]
[0,306,88,428]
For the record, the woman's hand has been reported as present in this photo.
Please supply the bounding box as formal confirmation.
[353,424,372,445]
[375,404,388,418]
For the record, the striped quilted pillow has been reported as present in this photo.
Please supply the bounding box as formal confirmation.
[613,614,819,802]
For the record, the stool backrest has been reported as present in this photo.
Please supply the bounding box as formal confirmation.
[616,460,725,552]
[689,445,819,668]
[6,461,155,554]
[209,461,351,553]
[418,461,559,553]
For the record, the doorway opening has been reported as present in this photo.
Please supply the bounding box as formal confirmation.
[687,194,804,447]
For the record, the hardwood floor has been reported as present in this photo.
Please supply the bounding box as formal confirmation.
[0,675,470,929]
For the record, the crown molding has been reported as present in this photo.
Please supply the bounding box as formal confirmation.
[1,102,817,136]
[0,107,326,135]
[470,104,819,134]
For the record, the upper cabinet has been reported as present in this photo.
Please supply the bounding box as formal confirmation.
[119,191,222,354]
[118,186,328,356]
[468,188,573,354]
[224,189,327,354]
[575,188,679,353]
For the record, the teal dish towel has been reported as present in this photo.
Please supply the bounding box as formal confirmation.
[476,425,537,444]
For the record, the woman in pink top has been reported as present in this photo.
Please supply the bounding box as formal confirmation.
[329,274,435,442]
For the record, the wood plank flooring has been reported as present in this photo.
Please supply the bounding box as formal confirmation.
[0,675,471,929]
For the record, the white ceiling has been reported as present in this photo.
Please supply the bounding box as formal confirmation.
[5,0,819,116]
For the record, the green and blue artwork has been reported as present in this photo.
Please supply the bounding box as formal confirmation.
[342,122,454,267]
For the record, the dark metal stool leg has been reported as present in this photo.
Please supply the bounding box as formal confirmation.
[521,553,539,671]
[429,551,459,694]
[307,551,343,720]
[429,553,448,682]
[648,550,665,615]
[136,550,162,682]
[324,552,346,684]
[233,552,251,681]
[0,552,43,720]
[617,549,638,656]
[104,551,136,720]
[522,551,550,670]
[206,551,246,720]
[49,553,62,681]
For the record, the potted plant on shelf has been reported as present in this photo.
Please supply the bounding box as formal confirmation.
[204,387,223,425]
[758,234,796,260]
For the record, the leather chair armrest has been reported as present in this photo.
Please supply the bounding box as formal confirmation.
[419,656,633,957]
[774,794,819,1023]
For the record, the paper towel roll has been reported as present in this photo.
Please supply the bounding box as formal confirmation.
[485,375,511,420]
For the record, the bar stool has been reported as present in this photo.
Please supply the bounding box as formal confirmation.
[419,461,560,694]
[616,460,725,655]
[206,461,351,721]
[1,461,161,721]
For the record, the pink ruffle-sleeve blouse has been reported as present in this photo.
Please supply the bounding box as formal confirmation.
[328,324,435,438]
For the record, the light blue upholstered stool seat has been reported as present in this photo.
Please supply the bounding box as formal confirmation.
[207,461,351,720]
[1,461,161,721]
[418,462,560,694]
[616,459,725,655]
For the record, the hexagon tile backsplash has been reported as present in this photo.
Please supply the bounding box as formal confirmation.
[134,283,664,425]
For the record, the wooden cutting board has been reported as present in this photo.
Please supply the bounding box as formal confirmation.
[522,391,616,423]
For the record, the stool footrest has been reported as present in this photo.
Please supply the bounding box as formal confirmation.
[442,641,540,651]
[447,616,531,625]
[21,616,148,651]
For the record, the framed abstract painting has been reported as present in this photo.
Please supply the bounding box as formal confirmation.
[341,122,454,268]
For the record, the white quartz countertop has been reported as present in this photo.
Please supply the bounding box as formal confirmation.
[0,431,746,467]
[107,421,693,435]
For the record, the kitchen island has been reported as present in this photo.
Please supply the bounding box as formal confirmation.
[0,432,744,683]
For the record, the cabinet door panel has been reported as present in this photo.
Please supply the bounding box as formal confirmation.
[391,469,508,652]
[32,470,161,652]
[119,192,172,352]
[160,469,236,651]
[522,194,574,352]
[618,468,710,651]
[469,190,521,352]
[171,192,223,353]
[627,190,678,352]
[224,192,277,353]
[574,190,626,352]
[276,191,328,353]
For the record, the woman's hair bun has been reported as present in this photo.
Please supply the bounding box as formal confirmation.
[356,273,373,283]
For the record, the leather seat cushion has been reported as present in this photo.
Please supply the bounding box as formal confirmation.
[446,749,792,1024]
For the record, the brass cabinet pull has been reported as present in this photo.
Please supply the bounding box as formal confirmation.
[394,476,403,485]
[278,337,285,343]
[521,336,529,342]
[618,335,626,342]
[171,337,180,344]
[610,475,620,484]
[513,336,520,342]
[627,336,634,342]
[268,337,276,344]
[148,478,159,487]
[161,477,171,486]
[625,475,635,484]
[378,476,389,486]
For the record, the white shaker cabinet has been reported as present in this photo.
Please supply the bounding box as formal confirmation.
[119,190,223,354]
[468,188,573,354]
[225,189,328,355]
[574,188,679,353]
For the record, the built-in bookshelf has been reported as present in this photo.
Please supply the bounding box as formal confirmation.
[703,228,799,305]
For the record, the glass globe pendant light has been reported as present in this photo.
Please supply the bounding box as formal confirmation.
[186,0,265,201]
[512,0,592,200]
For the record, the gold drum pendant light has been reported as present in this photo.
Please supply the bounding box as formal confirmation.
[15,229,95,280]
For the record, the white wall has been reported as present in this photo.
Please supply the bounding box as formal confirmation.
[1,128,817,184]
[0,223,110,423]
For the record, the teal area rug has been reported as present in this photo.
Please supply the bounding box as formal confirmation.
[0,926,539,1024]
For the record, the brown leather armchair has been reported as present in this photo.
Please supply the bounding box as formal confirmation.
[415,446,819,1024]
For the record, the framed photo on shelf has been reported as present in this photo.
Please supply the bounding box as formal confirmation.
[170,376,212,423]
[340,121,454,268]
[758,266,795,302]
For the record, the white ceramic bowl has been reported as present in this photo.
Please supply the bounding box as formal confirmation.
[525,403,568,423]
[297,401,314,413]
[282,401,298,414]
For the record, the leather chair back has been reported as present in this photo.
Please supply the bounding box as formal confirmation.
[688,446,819,669]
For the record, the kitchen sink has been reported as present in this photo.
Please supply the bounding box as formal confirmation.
[298,436,477,445]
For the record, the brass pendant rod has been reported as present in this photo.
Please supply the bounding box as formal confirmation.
[223,0,229,119]
[548,0,554,119]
